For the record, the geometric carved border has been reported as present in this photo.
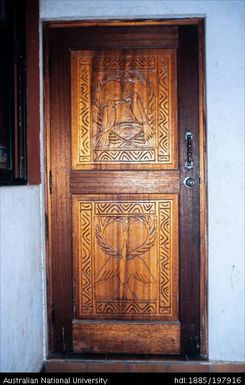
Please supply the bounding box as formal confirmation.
[158,58,171,163]
[79,203,93,314]
[71,50,177,170]
[74,195,178,320]
[159,201,172,314]
[78,58,91,163]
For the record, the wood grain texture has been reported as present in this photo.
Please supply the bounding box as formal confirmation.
[43,23,54,352]
[51,25,178,50]
[46,21,205,356]
[48,19,203,29]
[178,26,200,356]
[70,171,180,194]
[198,21,208,358]
[71,49,177,170]
[49,34,73,351]
[73,194,179,322]
[73,321,180,354]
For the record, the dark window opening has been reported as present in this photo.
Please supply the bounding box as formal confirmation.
[0,0,26,185]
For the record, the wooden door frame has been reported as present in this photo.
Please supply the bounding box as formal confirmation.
[43,18,208,358]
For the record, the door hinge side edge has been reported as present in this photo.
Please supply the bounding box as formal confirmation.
[49,170,52,194]
[45,212,49,239]
[51,304,55,330]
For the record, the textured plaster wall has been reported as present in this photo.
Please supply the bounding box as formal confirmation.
[40,0,245,362]
[0,186,44,372]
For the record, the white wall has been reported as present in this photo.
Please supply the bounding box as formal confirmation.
[0,186,44,372]
[40,0,245,362]
[1,0,243,374]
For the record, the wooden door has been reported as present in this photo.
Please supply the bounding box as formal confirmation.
[47,23,201,356]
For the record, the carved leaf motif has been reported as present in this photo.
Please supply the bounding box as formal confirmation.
[95,216,122,259]
[128,257,155,284]
[94,264,120,284]
[77,198,175,317]
[127,216,157,260]
[95,216,157,286]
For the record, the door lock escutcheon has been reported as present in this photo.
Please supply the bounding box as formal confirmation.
[185,131,194,170]
[184,177,195,188]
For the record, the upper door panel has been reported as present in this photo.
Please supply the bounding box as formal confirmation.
[71,49,178,169]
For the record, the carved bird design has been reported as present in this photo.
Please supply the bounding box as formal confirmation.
[94,216,157,299]
[92,71,155,147]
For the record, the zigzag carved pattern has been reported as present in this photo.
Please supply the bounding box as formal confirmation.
[147,79,157,142]
[94,150,155,162]
[160,306,172,314]
[93,56,156,70]
[78,58,91,162]
[79,203,93,313]
[159,202,171,314]
[96,302,157,314]
[95,202,156,215]
[158,57,170,162]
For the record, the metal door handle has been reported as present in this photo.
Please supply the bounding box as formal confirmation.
[184,177,195,188]
[185,131,193,170]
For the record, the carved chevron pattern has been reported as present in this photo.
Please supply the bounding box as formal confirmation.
[79,203,93,313]
[95,202,156,215]
[158,57,170,162]
[96,302,157,314]
[159,202,171,314]
[94,150,155,162]
[78,58,91,162]
[93,56,156,70]
[72,52,175,168]
[76,198,175,318]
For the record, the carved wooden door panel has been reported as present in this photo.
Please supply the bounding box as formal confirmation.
[48,25,200,356]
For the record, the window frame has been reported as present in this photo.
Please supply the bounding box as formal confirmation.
[0,0,40,186]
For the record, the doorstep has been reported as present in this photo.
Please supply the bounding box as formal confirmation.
[45,356,245,373]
